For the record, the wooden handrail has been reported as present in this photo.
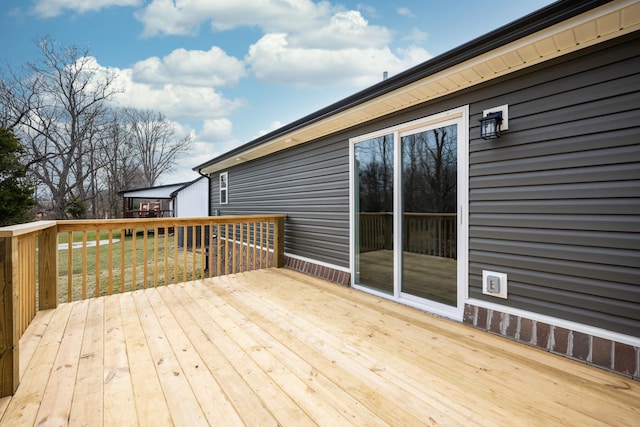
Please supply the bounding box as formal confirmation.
[0,214,286,398]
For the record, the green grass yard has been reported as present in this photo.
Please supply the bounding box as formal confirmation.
[57,232,206,302]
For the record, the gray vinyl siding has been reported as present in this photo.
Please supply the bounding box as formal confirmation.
[208,31,639,336]
[467,31,640,336]
[210,137,350,268]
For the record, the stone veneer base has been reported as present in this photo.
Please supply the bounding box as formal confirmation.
[463,304,639,380]
[284,256,350,287]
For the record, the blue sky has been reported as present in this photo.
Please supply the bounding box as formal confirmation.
[0,0,555,184]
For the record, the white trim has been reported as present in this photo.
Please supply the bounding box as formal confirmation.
[285,253,350,273]
[349,142,356,283]
[467,298,640,347]
[457,105,470,318]
[393,129,401,305]
[349,107,468,145]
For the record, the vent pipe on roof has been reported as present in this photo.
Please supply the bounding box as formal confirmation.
[383,71,388,80]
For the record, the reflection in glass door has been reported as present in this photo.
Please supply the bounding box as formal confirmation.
[354,134,394,295]
[401,125,457,306]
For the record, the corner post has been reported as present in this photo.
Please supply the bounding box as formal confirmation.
[0,236,19,397]
[38,224,58,310]
[274,216,285,268]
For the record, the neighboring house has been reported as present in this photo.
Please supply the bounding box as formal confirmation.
[170,176,210,218]
[119,177,209,219]
[119,177,210,244]
[118,176,209,218]
[119,182,189,218]
[194,0,640,378]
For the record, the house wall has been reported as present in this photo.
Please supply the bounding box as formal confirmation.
[210,137,351,269]
[466,32,640,339]
[209,31,639,375]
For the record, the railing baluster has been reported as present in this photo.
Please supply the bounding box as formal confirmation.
[240,223,246,272]
[266,222,271,267]
[95,231,101,298]
[108,229,113,296]
[143,228,149,289]
[154,226,159,288]
[173,227,178,284]
[200,225,205,279]
[208,222,214,277]
[164,227,169,286]
[216,224,221,276]
[191,226,196,280]
[229,223,238,273]
[120,229,125,293]
[224,224,229,275]
[67,232,73,302]
[132,227,137,291]
[81,230,87,300]
[182,226,188,282]
[252,223,256,270]
[260,222,263,268]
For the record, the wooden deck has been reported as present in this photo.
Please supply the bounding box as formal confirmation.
[1,269,638,426]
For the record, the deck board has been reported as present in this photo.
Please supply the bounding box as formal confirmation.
[35,300,88,425]
[2,268,639,426]
[70,297,105,426]
[102,294,136,427]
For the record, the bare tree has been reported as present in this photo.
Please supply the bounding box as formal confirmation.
[14,37,119,218]
[0,71,38,131]
[97,112,145,218]
[123,108,192,187]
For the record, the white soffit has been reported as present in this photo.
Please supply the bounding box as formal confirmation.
[203,0,640,174]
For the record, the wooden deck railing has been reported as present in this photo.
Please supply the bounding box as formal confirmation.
[0,214,285,397]
[359,212,456,258]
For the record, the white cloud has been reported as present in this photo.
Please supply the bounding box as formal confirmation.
[246,33,431,88]
[135,1,428,89]
[132,46,246,87]
[200,118,233,141]
[356,3,377,18]
[257,120,284,138]
[135,0,333,38]
[32,0,140,18]
[82,58,244,119]
[397,7,414,17]
[114,71,245,119]
[292,10,391,49]
[404,27,428,44]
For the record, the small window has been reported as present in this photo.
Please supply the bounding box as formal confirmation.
[219,172,228,205]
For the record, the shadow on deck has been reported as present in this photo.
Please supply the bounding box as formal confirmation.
[1,268,638,426]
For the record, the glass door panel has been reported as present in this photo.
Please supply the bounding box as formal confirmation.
[401,124,457,306]
[354,134,394,294]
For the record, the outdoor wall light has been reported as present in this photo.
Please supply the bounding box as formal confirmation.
[479,104,509,140]
[479,111,503,140]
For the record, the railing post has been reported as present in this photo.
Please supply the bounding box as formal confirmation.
[38,224,58,310]
[0,236,19,397]
[274,216,285,268]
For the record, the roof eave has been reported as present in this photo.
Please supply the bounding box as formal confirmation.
[195,0,619,175]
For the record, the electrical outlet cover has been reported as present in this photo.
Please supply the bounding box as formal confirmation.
[482,270,508,299]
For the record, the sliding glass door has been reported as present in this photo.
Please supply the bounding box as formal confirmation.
[400,124,458,306]
[353,134,394,295]
[351,107,468,319]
